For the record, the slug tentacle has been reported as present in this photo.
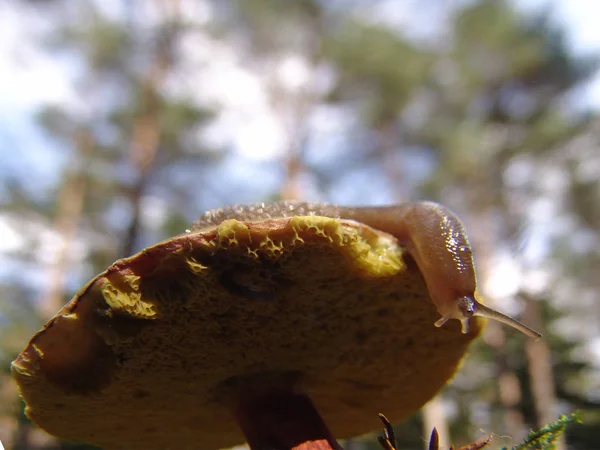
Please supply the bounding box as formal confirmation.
[470,299,543,341]
[435,314,459,331]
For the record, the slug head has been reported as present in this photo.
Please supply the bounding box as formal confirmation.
[434,296,475,334]
[435,295,542,341]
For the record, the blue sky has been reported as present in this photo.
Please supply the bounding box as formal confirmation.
[516,0,600,107]
[1,0,600,171]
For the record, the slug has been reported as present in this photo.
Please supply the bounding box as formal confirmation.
[193,201,542,341]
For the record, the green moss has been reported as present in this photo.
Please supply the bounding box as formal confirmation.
[503,412,582,450]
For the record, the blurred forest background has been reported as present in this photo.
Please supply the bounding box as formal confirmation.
[1,0,599,449]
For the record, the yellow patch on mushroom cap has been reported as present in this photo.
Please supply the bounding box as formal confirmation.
[11,215,484,450]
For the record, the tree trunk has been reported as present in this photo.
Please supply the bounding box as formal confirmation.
[468,207,528,441]
[121,0,178,257]
[484,323,527,441]
[522,294,564,450]
[40,128,93,318]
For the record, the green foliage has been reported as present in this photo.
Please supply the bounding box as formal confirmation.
[0,284,42,374]
[325,20,434,125]
[47,9,132,74]
[504,412,582,450]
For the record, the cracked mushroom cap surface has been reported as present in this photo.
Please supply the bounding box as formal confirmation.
[11,208,484,450]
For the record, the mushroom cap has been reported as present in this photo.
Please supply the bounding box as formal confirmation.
[11,215,484,450]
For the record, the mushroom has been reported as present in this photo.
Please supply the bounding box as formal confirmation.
[11,201,488,450]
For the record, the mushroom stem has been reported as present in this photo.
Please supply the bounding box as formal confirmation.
[233,390,342,450]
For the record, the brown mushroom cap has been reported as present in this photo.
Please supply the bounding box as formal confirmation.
[11,215,484,450]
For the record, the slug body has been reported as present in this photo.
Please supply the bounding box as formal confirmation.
[336,202,478,334]
[193,201,542,340]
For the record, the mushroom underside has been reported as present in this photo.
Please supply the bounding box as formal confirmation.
[11,216,483,450]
